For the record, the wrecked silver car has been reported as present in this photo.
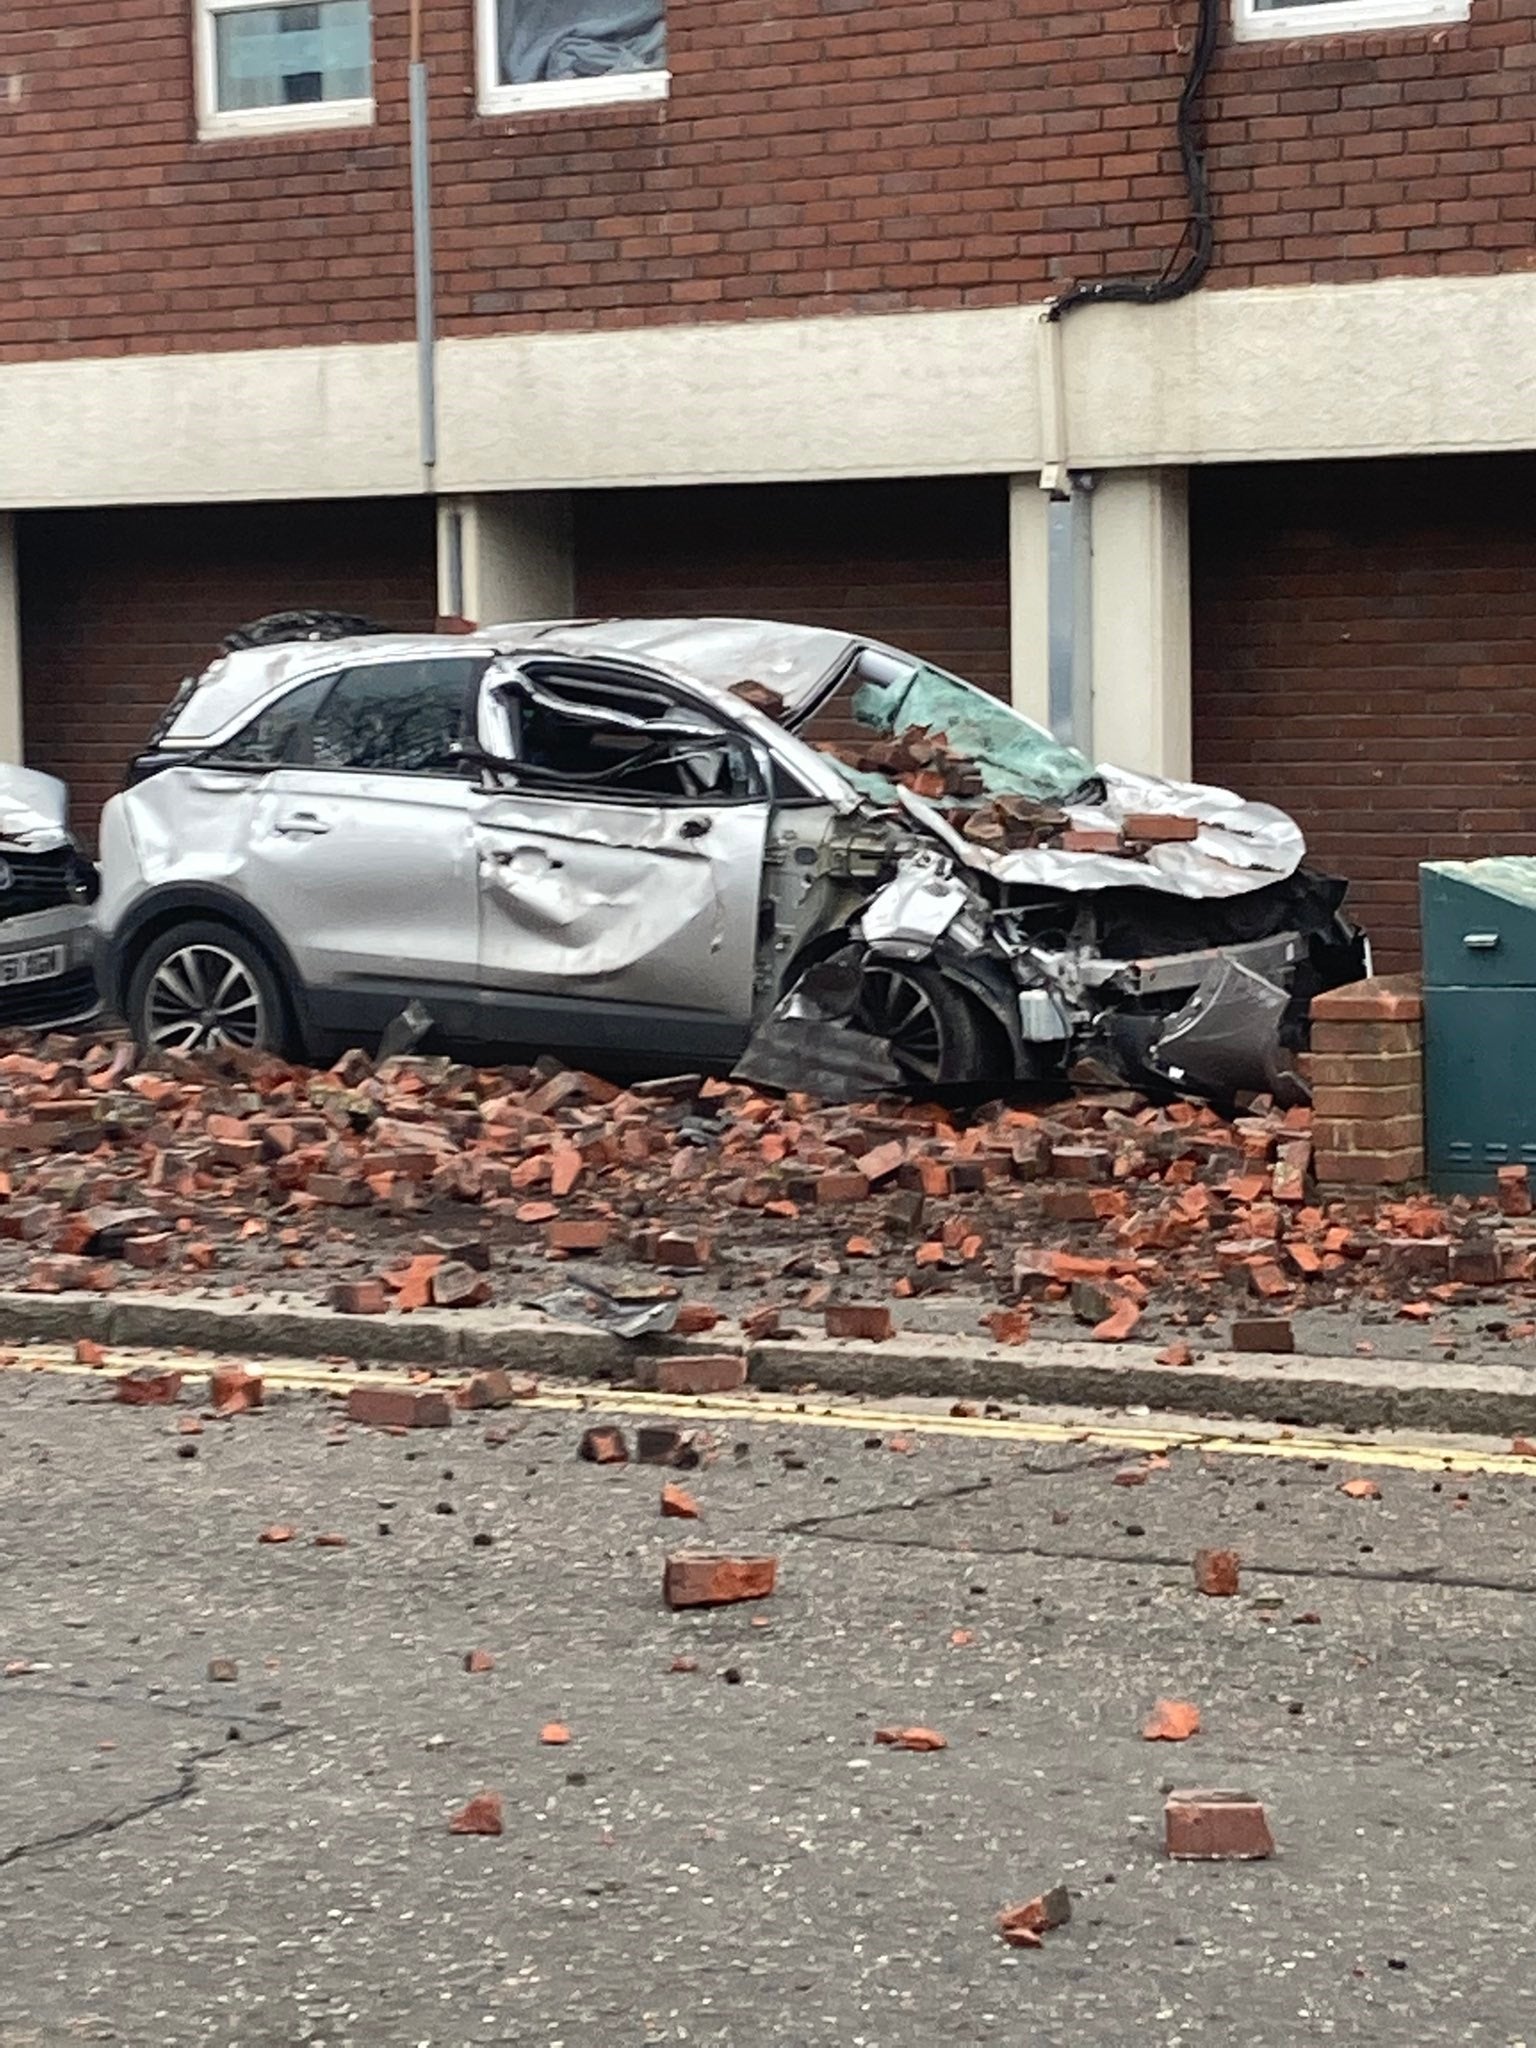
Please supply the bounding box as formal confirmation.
[0,766,100,1031]
[96,617,1364,1100]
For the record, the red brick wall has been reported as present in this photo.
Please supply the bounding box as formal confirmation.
[18,499,438,832]
[573,478,1011,704]
[1191,455,1536,974]
[2,0,1533,361]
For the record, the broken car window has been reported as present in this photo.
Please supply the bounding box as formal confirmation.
[308,658,488,773]
[501,668,757,803]
[846,652,1096,805]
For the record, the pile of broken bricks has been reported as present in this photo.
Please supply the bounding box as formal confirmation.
[805,721,1199,858]
[0,1033,1534,1359]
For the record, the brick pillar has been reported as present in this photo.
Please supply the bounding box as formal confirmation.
[1309,976,1424,1187]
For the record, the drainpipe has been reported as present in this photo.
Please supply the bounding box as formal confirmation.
[1033,0,1219,759]
[408,0,437,481]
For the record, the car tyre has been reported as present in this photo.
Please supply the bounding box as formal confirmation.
[126,920,288,1059]
[851,960,1003,1089]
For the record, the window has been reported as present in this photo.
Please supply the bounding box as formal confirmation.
[195,0,374,139]
[498,668,756,802]
[1234,0,1469,39]
[476,0,668,116]
[308,659,485,772]
[217,659,485,772]
[215,676,334,765]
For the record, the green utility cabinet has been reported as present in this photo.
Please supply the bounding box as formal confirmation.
[1422,857,1536,1193]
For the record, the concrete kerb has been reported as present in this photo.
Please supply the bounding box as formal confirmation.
[2,1289,1535,1437]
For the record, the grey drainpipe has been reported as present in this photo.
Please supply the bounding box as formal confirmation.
[408,0,437,481]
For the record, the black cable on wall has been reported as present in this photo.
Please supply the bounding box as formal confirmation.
[1044,0,1220,323]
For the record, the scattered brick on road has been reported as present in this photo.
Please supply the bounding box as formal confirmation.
[1164,1789,1275,1861]
[464,1649,495,1673]
[114,1366,182,1407]
[663,1552,777,1608]
[873,1726,948,1752]
[578,1425,629,1465]
[636,1424,699,1466]
[660,1481,701,1518]
[210,1365,262,1414]
[1193,1548,1241,1597]
[996,1886,1072,1947]
[1142,1698,1201,1741]
[331,1279,389,1315]
[346,1385,452,1430]
[448,1792,504,1836]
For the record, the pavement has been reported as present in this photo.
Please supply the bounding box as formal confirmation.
[3,1354,1536,2046]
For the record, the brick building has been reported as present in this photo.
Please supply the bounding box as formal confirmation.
[2,0,1534,968]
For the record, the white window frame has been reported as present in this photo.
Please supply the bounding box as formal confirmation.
[475,0,669,117]
[194,0,375,141]
[1234,0,1470,39]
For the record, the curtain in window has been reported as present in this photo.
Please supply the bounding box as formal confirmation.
[500,0,666,83]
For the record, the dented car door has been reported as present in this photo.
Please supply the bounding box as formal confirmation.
[470,662,772,1025]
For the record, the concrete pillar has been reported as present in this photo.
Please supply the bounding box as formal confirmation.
[1010,467,1192,777]
[1087,467,1191,780]
[437,492,574,630]
[0,514,21,764]
[1006,475,1052,728]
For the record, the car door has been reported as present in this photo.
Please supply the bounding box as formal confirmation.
[468,659,772,1049]
[232,653,489,994]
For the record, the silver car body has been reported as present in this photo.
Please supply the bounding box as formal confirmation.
[97,619,1357,1090]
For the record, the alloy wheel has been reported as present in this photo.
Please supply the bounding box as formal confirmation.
[145,944,266,1055]
[851,965,945,1082]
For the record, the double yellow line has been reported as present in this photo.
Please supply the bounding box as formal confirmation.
[11,1345,1536,1479]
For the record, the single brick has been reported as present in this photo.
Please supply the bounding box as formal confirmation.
[578,1424,629,1464]
[1193,1548,1241,1597]
[455,1368,516,1409]
[546,1219,611,1254]
[331,1278,389,1315]
[1309,1020,1420,1057]
[825,1303,895,1342]
[1231,1316,1295,1354]
[1123,813,1199,842]
[816,1169,871,1205]
[663,1552,778,1608]
[346,1385,452,1429]
[654,1354,748,1396]
[654,1232,712,1269]
[1164,1788,1275,1861]
[1310,977,1422,1024]
[210,1365,262,1414]
[1314,1148,1424,1186]
[115,1366,182,1407]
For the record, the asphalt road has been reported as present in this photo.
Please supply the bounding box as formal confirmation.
[3,1367,1535,2048]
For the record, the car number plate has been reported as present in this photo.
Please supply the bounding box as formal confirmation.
[0,945,64,987]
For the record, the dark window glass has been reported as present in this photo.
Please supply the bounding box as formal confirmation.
[215,675,333,765]
[309,658,486,772]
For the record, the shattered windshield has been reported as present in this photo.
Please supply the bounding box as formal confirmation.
[819,650,1097,807]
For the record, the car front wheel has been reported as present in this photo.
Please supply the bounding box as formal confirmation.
[126,920,286,1058]
[850,961,1001,1089]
